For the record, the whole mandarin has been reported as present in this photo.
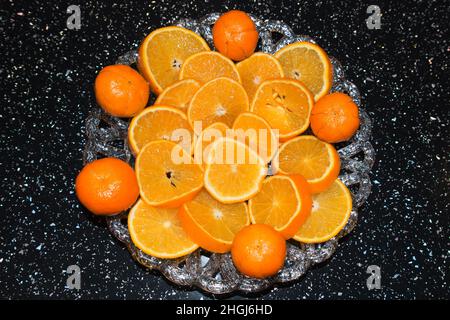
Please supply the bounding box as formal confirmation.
[231,224,286,278]
[75,157,139,215]
[213,10,258,61]
[310,92,360,143]
[95,64,149,117]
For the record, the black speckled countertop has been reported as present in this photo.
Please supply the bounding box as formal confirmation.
[1,0,448,300]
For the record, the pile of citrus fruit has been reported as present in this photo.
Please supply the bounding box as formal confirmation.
[76,10,360,279]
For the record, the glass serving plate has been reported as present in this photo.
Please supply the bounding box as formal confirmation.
[82,13,375,294]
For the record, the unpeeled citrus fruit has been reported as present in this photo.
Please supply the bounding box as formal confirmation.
[250,79,314,141]
[128,106,194,155]
[94,65,149,118]
[179,51,241,84]
[294,179,352,243]
[204,137,267,203]
[248,175,312,239]
[311,92,360,143]
[135,140,203,208]
[75,157,139,215]
[274,41,332,101]
[231,224,286,278]
[212,10,259,62]
[154,79,201,112]
[179,189,250,253]
[236,52,284,101]
[138,26,210,94]
[188,77,249,133]
[273,135,340,193]
[128,199,198,258]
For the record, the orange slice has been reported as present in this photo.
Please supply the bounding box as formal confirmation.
[138,26,210,94]
[179,51,241,84]
[273,135,340,194]
[274,41,332,101]
[154,79,201,112]
[188,77,249,134]
[232,112,278,163]
[249,174,312,239]
[135,140,203,208]
[179,189,250,253]
[128,106,194,155]
[293,179,352,243]
[193,122,229,169]
[236,52,284,101]
[250,79,313,141]
[204,137,267,203]
[128,199,198,258]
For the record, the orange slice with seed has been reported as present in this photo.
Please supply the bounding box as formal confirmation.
[138,26,210,94]
[136,140,203,208]
[274,41,332,101]
[250,79,313,141]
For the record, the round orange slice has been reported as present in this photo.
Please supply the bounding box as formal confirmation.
[154,79,201,112]
[250,79,314,141]
[274,41,332,101]
[179,189,250,253]
[232,112,279,163]
[193,122,229,169]
[236,52,284,101]
[138,26,210,94]
[204,137,267,203]
[128,106,194,155]
[293,179,352,243]
[249,174,312,239]
[128,199,198,258]
[179,51,241,84]
[188,77,249,134]
[135,140,203,208]
[273,135,340,194]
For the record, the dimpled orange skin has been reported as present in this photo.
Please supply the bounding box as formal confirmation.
[75,158,139,216]
[212,10,259,61]
[231,224,286,278]
[95,65,149,118]
[310,92,360,143]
